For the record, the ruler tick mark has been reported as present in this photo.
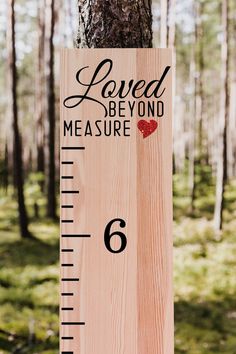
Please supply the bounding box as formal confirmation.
[61,161,73,165]
[61,337,74,340]
[61,234,91,238]
[62,146,85,150]
[62,278,80,282]
[61,293,74,296]
[61,176,74,179]
[61,307,74,311]
[61,205,74,209]
[62,190,79,194]
[61,249,74,253]
[61,322,85,326]
[62,264,74,267]
[61,220,74,223]
[61,352,73,354]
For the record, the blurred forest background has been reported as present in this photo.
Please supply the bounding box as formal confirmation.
[0,0,236,353]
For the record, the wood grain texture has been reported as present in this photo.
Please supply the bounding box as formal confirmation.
[60,48,173,354]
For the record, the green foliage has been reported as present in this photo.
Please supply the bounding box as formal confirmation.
[1,170,236,353]
[0,192,59,353]
[174,173,236,353]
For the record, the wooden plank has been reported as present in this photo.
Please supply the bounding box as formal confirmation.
[60,48,173,354]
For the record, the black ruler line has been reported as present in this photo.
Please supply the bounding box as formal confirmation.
[61,337,74,340]
[61,307,74,311]
[61,176,74,179]
[61,249,74,253]
[62,264,74,267]
[61,161,73,165]
[61,351,73,354]
[62,278,80,282]
[61,293,74,296]
[62,234,91,238]
[61,322,85,326]
[61,220,74,223]
[61,190,79,194]
[61,205,74,209]
[62,147,85,150]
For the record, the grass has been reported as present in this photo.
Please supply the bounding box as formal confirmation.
[174,168,236,354]
[0,167,236,353]
[0,192,59,353]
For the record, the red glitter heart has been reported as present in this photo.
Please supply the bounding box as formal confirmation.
[137,120,158,138]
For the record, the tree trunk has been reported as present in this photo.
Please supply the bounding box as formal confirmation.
[0,143,9,192]
[190,1,205,211]
[160,0,167,47]
[166,0,176,175]
[7,0,31,238]
[45,0,57,219]
[4,143,9,192]
[214,0,230,231]
[77,0,153,48]
[197,2,205,161]
[189,45,196,212]
[167,0,175,48]
[228,20,236,178]
[36,0,45,176]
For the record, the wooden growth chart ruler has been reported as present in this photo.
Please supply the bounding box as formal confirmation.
[60,48,173,354]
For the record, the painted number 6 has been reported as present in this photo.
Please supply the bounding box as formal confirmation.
[104,218,127,254]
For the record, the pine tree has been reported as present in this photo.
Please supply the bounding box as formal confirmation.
[45,0,57,219]
[7,0,31,238]
[76,0,153,48]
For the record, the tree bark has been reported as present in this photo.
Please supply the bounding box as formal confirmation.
[7,0,31,238]
[36,0,46,175]
[214,0,230,230]
[76,0,153,48]
[45,0,57,219]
